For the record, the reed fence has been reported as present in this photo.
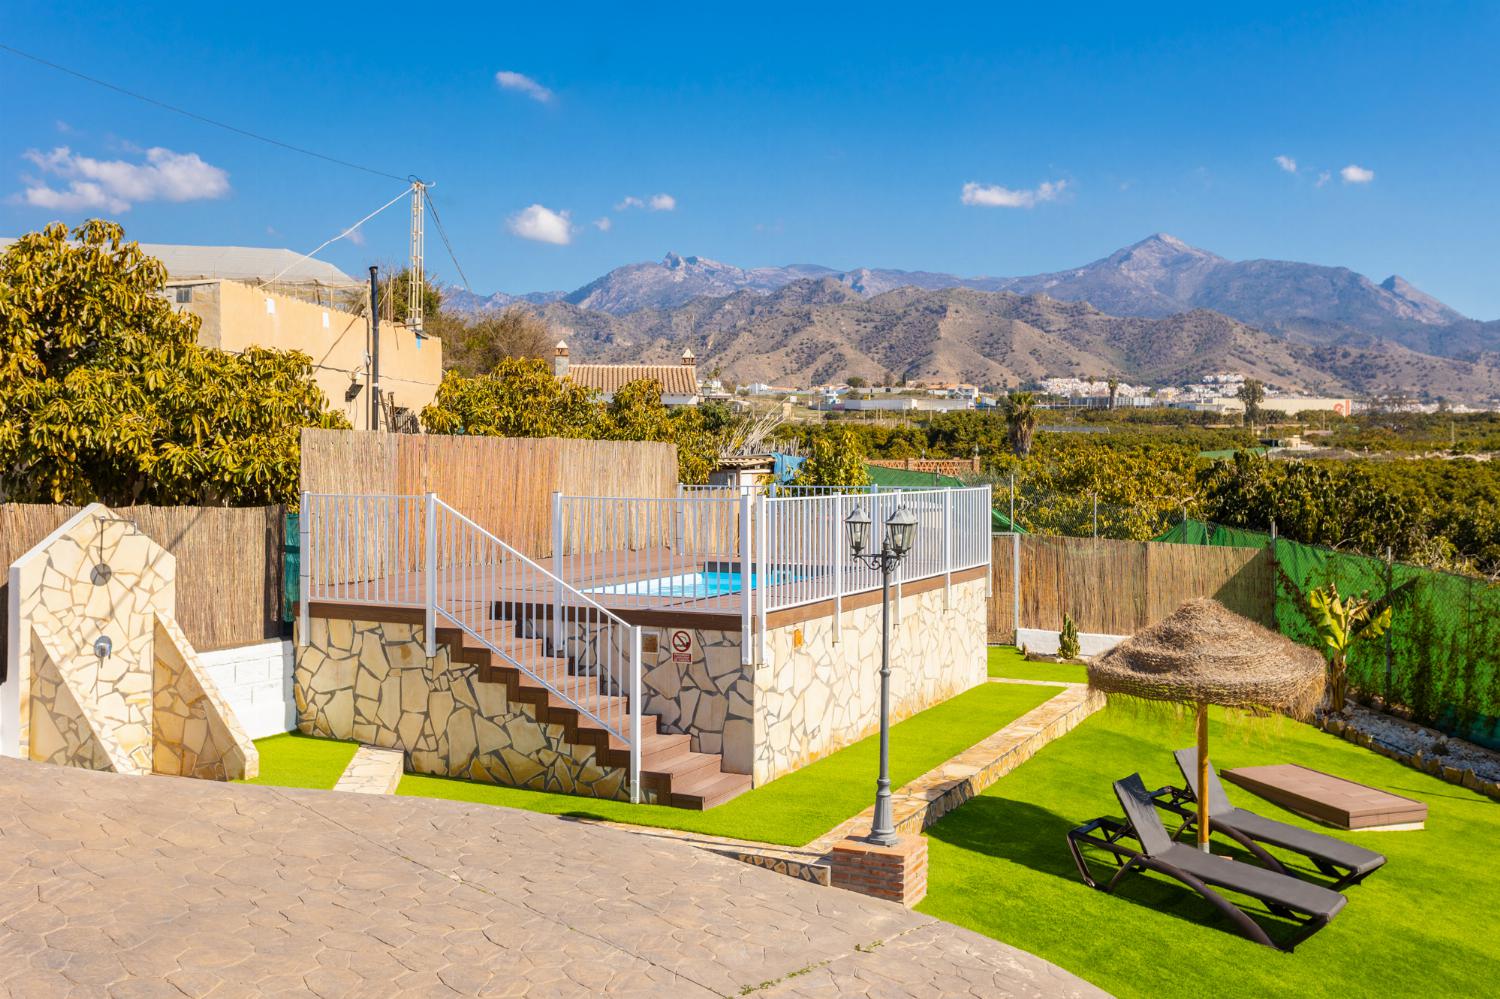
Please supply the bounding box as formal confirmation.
[988,533,1272,643]
[300,430,680,557]
[2,503,286,653]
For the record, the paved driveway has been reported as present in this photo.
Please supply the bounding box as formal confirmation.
[0,759,1105,998]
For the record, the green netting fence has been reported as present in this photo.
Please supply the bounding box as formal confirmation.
[1158,519,1500,750]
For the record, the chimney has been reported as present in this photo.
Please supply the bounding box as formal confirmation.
[681,347,696,367]
[553,340,570,379]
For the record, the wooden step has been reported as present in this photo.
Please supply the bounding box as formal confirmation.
[670,770,753,810]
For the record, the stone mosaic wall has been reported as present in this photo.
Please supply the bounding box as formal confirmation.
[639,627,753,775]
[754,578,986,783]
[295,615,643,801]
[152,616,258,780]
[4,503,257,780]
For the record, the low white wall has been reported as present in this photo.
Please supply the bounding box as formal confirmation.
[197,640,294,738]
[1017,628,1126,658]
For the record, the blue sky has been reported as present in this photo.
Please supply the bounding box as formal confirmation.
[3,2,1497,317]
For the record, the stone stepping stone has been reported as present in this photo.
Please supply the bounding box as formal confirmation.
[333,746,405,795]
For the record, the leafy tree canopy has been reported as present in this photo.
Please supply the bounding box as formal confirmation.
[792,431,870,487]
[0,221,347,505]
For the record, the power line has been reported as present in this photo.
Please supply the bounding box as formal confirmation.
[264,185,414,286]
[0,41,408,183]
[423,189,473,294]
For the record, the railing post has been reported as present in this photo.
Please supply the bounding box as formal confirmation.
[943,489,953,610]
[833,492,844,644]
[629,625,643,804]
[1012,530,1021,642]
[757,490,769,667]
[739,489,753,666]
[552,491,564,655]
[985,485,994,599]
[424,492,437,658]
[298,491,311,646]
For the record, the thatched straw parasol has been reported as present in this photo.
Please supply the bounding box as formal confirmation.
[1089,598,1325,851]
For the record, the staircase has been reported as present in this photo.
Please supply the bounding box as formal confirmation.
[434,604,751,810]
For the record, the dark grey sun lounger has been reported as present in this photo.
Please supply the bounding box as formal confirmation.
[1157,748,1386,890]
[1067,774,1347,950]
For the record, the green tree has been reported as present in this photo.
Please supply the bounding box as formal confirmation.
[1004,391,1040,458]
[421,357,600,437]
[1107,377,1120,410]
[380,268,443,325]
[792,431,870,487]
[1307,582,1392,713]
[1237,379,1265,428]
[438,307,553,374]
[0,221,347,505]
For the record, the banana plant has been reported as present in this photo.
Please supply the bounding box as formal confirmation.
[1307,581,1392,713]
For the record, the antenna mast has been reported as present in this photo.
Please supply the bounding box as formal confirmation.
[407,179,426,334]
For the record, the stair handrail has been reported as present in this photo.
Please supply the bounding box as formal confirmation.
[430,496,644,803]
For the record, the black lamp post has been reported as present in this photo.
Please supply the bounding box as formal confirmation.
[845,502,918,846]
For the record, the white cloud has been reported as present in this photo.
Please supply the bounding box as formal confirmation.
[615,193,676,212]
[1275,155,1298,173]
[346,227,366,246]
[1340,164,1375,184]
[1316,170,1332,188]
[495,71,553,103]
[19,145,230,213]
[508,203,572,245]
[960,179,1067,208]
[592,216,612,232]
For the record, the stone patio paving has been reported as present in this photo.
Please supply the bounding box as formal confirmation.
[0,758,1105,998]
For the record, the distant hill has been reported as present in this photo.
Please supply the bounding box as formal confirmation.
[521,280,1500,401]
[446,234,1495,359]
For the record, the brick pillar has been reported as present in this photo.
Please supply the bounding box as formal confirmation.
[828,835,928,906]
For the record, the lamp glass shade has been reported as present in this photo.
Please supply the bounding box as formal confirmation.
[885,505,918,556]
[845,505,872,556]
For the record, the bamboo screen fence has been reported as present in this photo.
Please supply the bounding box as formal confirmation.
[299,430,681,558]
[1,503,286,653]
[988,533,1273,643]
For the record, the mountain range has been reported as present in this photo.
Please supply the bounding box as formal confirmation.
[441,235,1500,400]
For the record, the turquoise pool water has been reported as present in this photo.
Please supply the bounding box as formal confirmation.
[588,570,774,598]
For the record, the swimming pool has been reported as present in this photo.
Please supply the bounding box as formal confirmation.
[587,570,779,598]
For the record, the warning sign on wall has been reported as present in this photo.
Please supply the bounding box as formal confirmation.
[668,628,698,664]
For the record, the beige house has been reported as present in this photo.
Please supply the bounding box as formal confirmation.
[553,341,702,405]
[169,277,442,429]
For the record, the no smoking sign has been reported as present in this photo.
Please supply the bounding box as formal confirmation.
[668,628,698,664]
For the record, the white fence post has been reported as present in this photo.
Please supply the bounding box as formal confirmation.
[739,489,753,666]
[1012,530,1021,641]
[630,625,642,804]
[943,489,953,610]
[298,491,311,646]
[833,492,844,644]
[757,491,769,667]
[424,492,437,658]
[551,491,564,655]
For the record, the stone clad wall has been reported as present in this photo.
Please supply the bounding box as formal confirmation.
[295,615,641,801]
[3,504,257,780]
[639,627,752,775]
[754,578,987,784]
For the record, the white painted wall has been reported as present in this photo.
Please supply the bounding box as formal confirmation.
[1016,627,1127,658]
[197,640,294,738]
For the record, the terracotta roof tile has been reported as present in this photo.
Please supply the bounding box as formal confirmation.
[568,364,699,397]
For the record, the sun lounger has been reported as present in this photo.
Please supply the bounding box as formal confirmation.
[1155,748,1386,890]
[1067,773,1347,950]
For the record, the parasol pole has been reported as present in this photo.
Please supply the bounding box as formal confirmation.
[1196,700,1211,852]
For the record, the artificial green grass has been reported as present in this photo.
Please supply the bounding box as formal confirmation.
[399,680,1056,847]
[916,702,1500,998]
[241,731,359,789]
[987,644,1088,684]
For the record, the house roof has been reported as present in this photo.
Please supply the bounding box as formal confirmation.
[0,238,362,288]
[864,465,964,489]
[569,364,700,397]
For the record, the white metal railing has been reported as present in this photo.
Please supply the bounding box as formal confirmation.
[553,484,992,665]
[680,482,937,498]
[299,492,644,802]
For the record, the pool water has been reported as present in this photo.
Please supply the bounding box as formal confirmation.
[588,570,773,598]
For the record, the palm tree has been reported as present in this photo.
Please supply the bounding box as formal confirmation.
[1107,377,1120,410]
[1005,391,1039,458]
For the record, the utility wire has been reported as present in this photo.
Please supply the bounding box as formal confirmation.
[0,41,408,183]
[263,185,414,287]
[423,189,473,294]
